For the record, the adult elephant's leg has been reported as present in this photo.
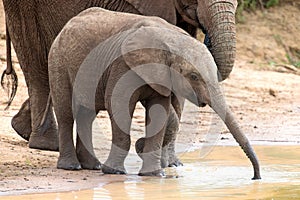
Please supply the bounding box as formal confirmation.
[9,58,59,152]
[11,98,32,141]
[76,106,101,170]
[3,1,58,151]
[11,98,58,151]
[27,76,59,151]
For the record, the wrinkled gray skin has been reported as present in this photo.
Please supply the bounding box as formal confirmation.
[3,0,238,162]
[49,8,260,179]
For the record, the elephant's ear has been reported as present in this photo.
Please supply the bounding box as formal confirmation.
[121,26,173,97]
[125,0,177,24]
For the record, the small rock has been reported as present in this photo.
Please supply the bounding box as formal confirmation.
[221,137,229,140]
[0,33,6,40]
[269,89,276,97]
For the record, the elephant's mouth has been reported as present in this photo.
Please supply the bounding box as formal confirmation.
[197,96,207,107]
[185,91,207,108]
[199,103,207,107]
[174,0,199,27]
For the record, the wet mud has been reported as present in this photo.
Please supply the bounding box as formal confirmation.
[1,145,300,199]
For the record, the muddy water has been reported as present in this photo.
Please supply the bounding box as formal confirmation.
[2,145,300,199]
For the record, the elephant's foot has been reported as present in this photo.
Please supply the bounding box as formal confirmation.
[76,150,101,170]
[166,141,183,167]
[101,164,126,175]
[15,97,59,151]
[161,153,183,168]
[57,156,82,170]
[11,99,32,141]
[102,143,129,175]
[167,153,183,167]
[11,115,32,141]
[168,158,183,167]
[79,158,101,170]
[28,126,59,151]
[138,169,165,177]
[137,143,165,176]
[136,137,183,168]
[161,157,169,168]
[161,146,169,168]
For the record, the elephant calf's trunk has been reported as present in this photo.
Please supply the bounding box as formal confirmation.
[224,107,261,180]
[241,141,261,180]
[211,101,261,180]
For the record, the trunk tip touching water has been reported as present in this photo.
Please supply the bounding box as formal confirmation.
[226,110,261,180]
[242,141,261,180]
[211,102,261,180]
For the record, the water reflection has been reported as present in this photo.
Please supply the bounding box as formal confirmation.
[2,145,300,199]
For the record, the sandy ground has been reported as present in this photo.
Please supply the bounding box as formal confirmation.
[0,1,299,195]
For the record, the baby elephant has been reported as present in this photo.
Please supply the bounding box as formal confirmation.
[49,8,261,179]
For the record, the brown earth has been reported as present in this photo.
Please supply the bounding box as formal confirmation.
[0,1,299,195]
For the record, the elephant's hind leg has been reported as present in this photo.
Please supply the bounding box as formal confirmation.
[75,106,101,170]
[52,82,80,170]
[12,98,58,151]
[56,117,81,170]
[11,98,32,141]
[28,107,59,151]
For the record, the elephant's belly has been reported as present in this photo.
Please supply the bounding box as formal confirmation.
[92,87,106,112]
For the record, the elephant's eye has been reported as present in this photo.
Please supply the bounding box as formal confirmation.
[189,72,199,81]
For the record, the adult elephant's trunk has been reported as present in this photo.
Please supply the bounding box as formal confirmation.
[206,85,261,180]
[197,0,237,81]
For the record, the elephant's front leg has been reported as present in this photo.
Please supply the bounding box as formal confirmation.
[166,95,185,167]
[102,105,135,175]
[138,95,171,177]
[161,105,181,168]
[136,97,183,168]
[137,105,181,168]
[75,106,101,170]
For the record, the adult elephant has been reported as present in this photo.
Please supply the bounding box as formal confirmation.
[2,0,238,151]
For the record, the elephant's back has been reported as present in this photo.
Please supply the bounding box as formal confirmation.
[58,7,183,48]
[49,7,188,83]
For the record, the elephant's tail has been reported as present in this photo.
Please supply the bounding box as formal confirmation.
[1,22,18,110]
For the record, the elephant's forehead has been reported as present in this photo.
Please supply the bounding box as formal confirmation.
[174,41,218,73]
